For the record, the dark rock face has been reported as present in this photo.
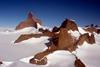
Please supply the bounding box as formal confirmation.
[97,29,100,34]
[52,26,60,32]
[60,19,78,31]
[74,58,85,67]
[89,34,95,44]
[51,34,59,46]
[15,12,42,30]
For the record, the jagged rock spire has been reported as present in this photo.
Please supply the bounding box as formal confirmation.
[60,19,78,31]
[28,11,33,19]
[15,11,42,30]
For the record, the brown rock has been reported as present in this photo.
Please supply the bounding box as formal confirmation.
[84,24,100,34]
[42,29,54,37]
[29,46,57,65]
[39,28,54,37]
[97,29,100,34]
[88,34,95,44]
[51,34,59,46]
[77,33,89,45]
[77,33,95,45]
[74,58,85,67]
[60,19,78,31]
[71,53,86,67]
[14,34,43,43]
[15,12,42,30]
[84,27,97,33]
[30,57,47,65]
[58,28,77,51]
[14,29,55,43]
[52,26,60,32]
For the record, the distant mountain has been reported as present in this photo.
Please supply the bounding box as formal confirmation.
[15,11,42,30]
[84,24,100,34]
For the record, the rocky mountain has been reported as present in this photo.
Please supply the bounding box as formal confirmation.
[84,24,100,34]
[15,12,42,30]
[14,18,98,66]
[0,13,100,67]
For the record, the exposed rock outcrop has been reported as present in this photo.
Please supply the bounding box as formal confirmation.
[84,27,97,33]
[89,34,95,44]
[84,24,100,34]
[77,33,95,45]
[74,57,85,67]
[97,29,100,34]
[58,28,77,51]
[30,57,47,65]
[14,28,54,43]
[52,26,60,32]
[60,19,78,31]
[14,34,43,43]
[14,18,97,66]
[42,29,54,37]
[15,12,42,30]
[14,34,35,43]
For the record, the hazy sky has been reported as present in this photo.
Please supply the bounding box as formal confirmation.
[0,0,100,27]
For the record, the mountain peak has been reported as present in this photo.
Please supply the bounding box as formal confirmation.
[27,11,33,19]
[15,11,42,30]
[60,19,78,31]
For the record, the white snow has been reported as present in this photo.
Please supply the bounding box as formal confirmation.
[37,23,43,29]
[0,27,38,35]
[78,27,87,34]
[0,27,100,67]
[0,27,49,61]
[68,30,80,39]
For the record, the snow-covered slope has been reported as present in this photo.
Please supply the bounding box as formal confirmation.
[0,27,49,61]
[0,27,100,67]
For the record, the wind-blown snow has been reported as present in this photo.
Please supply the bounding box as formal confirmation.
[0,27,100,67]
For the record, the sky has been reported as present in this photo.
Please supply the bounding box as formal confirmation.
[0,0,100,27]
